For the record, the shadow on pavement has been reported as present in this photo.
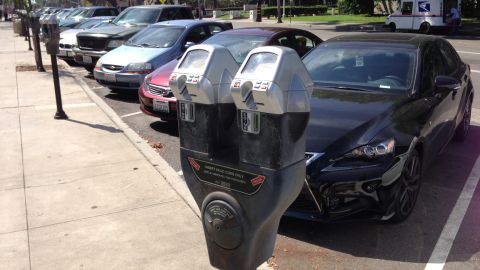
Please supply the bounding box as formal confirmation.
[66,118,123,133]
[104,91,140,104]
[276,125,480,265]
[150,121,179,137]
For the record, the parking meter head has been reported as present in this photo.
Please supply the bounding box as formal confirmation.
[231,46,313,168]
[29,12,41,34]
[169,44,240,154]
[40,14,60,55]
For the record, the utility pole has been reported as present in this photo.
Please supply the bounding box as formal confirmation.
[277,0,281,23]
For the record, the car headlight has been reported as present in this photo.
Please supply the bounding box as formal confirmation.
[344,138,395,159]
[107,39,125,49]
[125,62,153,74]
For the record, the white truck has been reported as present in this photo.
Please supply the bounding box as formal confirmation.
[385,0,462,33]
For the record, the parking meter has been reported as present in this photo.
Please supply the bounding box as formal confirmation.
[170,45,312,270]
[40,14,60,55]
[39,14,68,120]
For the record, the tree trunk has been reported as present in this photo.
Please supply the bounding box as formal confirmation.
[277,0,282,23]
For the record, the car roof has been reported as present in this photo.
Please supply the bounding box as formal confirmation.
[153,19,218,27]
[326,33,438,48]
[127,5,190,9]
[216,27,296,37]
[82,6,117,10]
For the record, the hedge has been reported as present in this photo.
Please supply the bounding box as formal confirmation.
[262,5,328,17]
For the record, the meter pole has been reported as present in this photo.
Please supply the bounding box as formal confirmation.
[33,34,45,72]
[51,54,68,120]
[26,23,33,50]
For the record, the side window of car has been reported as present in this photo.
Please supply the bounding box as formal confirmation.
[159,8,176,21]
[94,9,110,17]
[176,8,193,19]
[402,1,413,15]
[294,34,315,57]
[185,26,208,45]
[110,9,119,16]
[208,25,224,35]
[421,45,446,95]
[439,41,459,76]
[271,35,291,49]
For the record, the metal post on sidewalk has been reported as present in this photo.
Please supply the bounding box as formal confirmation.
[29,12,45,72]
[50,54,68,119]
[26,21,33,51]
[256,0,262,22]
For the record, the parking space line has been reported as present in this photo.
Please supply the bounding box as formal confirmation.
[35,103,96,110]
[471,70,480,74]
[177,170,183,176]
[120,111,143,118]
[424,155,480,270]
[457,51,480,55]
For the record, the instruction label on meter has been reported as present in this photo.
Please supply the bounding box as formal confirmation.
[187,157,266,195]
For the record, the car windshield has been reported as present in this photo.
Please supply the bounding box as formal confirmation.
[203,34,268,64]
[71,9,92,19]
[113,8,160,26]
[57,10,72,19]
[74,19,104,29]
[126,26,183,48]
[66,8,84,18]
[303,43,417,93]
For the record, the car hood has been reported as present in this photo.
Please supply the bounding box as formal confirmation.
[60,29,82,45]
[78,25,143,39]
[149,59,179,86]
[100,45,169,67]
[306,88,407,156]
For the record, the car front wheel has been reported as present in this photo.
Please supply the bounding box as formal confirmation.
[390,149,422,223]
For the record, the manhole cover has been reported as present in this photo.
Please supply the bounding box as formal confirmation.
[16,65,64,72]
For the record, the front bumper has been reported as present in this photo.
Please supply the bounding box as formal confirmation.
[72,47,107,66]
[285,153,408,222]
[138,84,177,120]
[94,69,146,90]
[57,47,74,59]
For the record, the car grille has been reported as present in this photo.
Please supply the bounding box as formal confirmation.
[147,83,172,97]
[102,64,124,72]
[78,37,107,51]
[59,43,72,49]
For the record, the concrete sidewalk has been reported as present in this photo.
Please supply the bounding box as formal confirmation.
[0,21,214,270]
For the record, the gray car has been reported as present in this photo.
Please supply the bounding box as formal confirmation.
[94,19,231,91]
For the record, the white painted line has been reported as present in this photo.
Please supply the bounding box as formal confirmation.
[120,111,143,118]
[424,156,480,270]
[471,70,480,74]
[35,103,96,110]
[177,170,183,176]
[472,108,480,125]
[457,51,480,55]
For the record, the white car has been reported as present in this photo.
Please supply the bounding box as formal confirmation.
[58,16,115,63]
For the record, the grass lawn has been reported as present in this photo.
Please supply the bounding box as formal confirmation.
[288,14,387,24]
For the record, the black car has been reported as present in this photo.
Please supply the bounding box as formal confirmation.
[286,33,474,222]
[73,5,193,73]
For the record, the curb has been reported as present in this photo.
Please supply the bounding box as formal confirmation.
[60,60,201,219]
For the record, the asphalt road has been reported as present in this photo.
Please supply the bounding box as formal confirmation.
[68,23,480,270]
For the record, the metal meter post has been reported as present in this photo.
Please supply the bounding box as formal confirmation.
[40,14,68,120]
[170,45,312,270]
[29,12,45,72]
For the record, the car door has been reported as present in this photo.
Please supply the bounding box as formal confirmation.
[438,39,469,129]
[420,43,456,155]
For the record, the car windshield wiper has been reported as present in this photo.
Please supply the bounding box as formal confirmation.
[134,43,160,48]
[327,86,372,92]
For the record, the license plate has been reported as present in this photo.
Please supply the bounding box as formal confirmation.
[153,99,169,113]
[104,73,116,82]
[58,50,67,56]
[82,55,92,64]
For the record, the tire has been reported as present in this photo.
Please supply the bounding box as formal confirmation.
[454,95,473,142]
[419,22,431,34]
[389,23,396,32]
[389,149,422,223]
[84,65,94,73]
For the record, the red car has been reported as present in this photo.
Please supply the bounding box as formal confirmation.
[139,27,322,121]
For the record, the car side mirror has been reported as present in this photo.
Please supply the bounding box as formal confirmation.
[183,41,195,50]
[434,75,460,94]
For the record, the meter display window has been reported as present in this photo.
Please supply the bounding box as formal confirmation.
[179,49,209,73]
[241,53,278,76]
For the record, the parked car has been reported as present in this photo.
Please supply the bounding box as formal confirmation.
[55,8,74,21]
[285,33,474,222]
[59,6,119,31]
[73,5,193,73]
[58,16,116,64]
[94,20,231,91]
[139,27,322,121]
